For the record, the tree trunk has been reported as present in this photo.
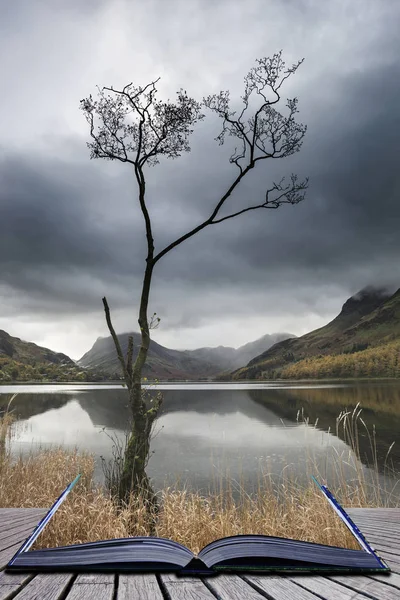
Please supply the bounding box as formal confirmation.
[118,397,156,506]
[118,259,160,513]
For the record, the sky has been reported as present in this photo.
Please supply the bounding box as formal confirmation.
[1,0,400,360]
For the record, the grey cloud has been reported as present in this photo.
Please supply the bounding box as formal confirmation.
[0,0,399,356]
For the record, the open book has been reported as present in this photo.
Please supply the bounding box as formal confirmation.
[7,475,390,575]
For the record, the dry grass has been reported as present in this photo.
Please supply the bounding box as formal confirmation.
[0,398,398,554]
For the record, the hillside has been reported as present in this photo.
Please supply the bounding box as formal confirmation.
[0,329,103,382]
[0,329,74,365]
[231,286,400,380]
[77,332,296,380]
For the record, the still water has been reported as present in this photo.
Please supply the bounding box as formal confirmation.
[1,381,399,500]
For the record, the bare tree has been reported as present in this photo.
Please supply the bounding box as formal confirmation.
[80,50,309,506]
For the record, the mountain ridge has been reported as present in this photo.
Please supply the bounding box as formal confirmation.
[77,331,296,379]
[230,286,400,380]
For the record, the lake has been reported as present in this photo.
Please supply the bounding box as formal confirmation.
[1,381,399,501]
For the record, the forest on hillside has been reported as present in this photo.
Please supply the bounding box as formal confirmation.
[0,356,113,383]
[263,341,400,380]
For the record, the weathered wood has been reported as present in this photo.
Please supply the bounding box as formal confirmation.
[349,529,400,547]
[373,541,400,556]
[350,516,400,526]
[370,571,400,588]
[349,519,400,533]
[66,573,114,600]
[74,574,114,584]
[0,540,25,571]
[347,508,400,517]
[0,574,34,600]
[205,574,271,599]
[372,550,400,568]
[348,528,400,551]
[243,575,321,599]
[160,574,217,599]
[0,584,23,600]
[0,518,44,547]
[0,572,32,586]
[0,513,46,533]
[0,509,47,518]
[0,510,46,524]
[289,575,379,599]
[9,573,73,600]
[117,574,164,600]
[329,574,400,600]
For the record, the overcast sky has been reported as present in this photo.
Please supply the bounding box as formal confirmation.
[1,0,399,360]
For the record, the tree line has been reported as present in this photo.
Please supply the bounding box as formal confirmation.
[266,341,400,379]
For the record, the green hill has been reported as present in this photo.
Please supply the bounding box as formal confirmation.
[0,330,103,382]
[231,286,400,380]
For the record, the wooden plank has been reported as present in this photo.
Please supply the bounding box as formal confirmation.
[205,574,271,599]
[0,541,24,571]
[74,575,114,584]
[160,573,217,599]
[117,574,165,600]
[0,513,46,532]
[329,574,400,600]
[374,550,400,568]
[0,584,24,600]
[289,575,381,599]
[349,516,400,526]
[0,510,47,523]
[0,573,33,600]
[0,573,32,586]
[374,542,400,556]
[10,573,73,600]
[351,520,400,533]
[0,518,44,547]
[348,527,400,544]
[349,529,400,550]
[66,574,114,600]
[347,509,400,517]
[243,576,321,599]
[0,509,47,517]
[369,571,400,588]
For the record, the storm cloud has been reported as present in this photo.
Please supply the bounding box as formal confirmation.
[1,0,399,359]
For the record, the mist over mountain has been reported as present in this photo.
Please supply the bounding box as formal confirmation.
[231,286,400,380]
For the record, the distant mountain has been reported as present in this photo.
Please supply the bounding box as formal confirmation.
[77,332,296,380]
[183,333,297,372]
[230,286,400,380]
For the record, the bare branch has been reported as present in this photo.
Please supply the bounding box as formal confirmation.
[203,51,306,169]
[149,313,161,330]
[80,82,204,168]
[153,164,254,263]
[102,297,131,386]
[210,175,309,224]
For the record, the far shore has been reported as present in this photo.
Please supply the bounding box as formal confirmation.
[1,377,400,387]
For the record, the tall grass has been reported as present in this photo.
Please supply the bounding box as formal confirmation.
[0,397,398,554]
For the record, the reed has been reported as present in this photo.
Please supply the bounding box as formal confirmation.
[0,398,398,553]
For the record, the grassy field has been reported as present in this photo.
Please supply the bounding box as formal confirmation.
[0,397,398,555]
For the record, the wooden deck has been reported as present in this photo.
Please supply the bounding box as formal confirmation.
[0,508,399,599]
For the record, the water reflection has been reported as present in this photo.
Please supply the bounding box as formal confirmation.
[1,382,399,499]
